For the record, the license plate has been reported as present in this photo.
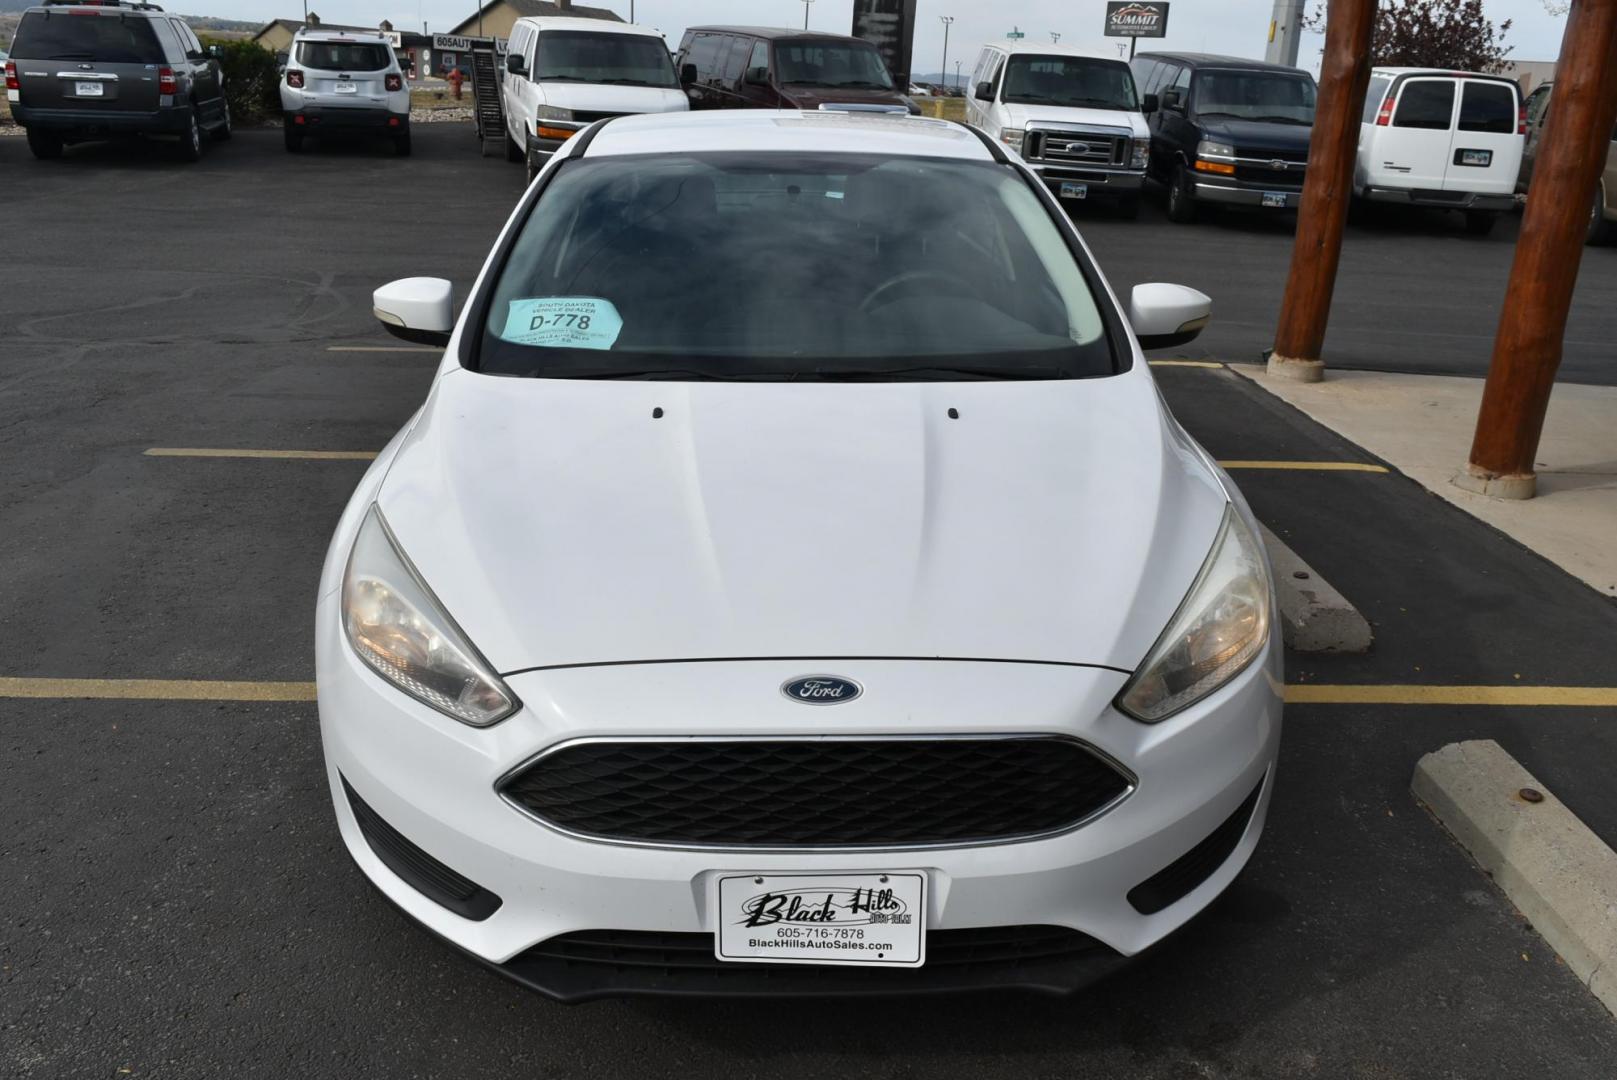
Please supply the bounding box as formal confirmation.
[1060,181,1088,200]
[1262,191,1289,208]
[715,872,926,967]
[75,81,104,97]
[334,83,358,94]
[1458,149,1492,167]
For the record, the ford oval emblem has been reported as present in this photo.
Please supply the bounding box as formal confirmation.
[781,675,863,705]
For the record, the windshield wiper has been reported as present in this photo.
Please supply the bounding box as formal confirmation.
[808,364,1064,382]
[599,78,665,86]
[1251,115,1311,125]
[832,81,889,89]
[783,79,837,87]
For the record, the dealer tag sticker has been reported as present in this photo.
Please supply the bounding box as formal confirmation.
[501,297,622,350]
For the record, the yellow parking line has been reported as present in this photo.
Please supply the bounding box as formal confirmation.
[144,448,379,461]
[1287,684,1617,706]
[1148,360,1225,369]
[0,678,316,701]
[1218,460,1390,473]
[326,346,439,353]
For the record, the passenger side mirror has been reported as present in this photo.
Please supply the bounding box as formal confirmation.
[374,277,455,348]
[974,80,993,102]
[505,53,527,76]
[680,63,697,87]
[1129,283,1212,350]
[745,66,769,87]
[1161,89,1184,113]
[1141,93,1158,115]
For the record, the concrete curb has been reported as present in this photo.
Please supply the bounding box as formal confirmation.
[1259,524,1374,654]
[1413,740,1617,1018]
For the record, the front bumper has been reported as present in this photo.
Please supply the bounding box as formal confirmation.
[1027,162,1146,198]
[12,103,192,136]
[284,106,408,133]
[316,600,1282,999]
[1191,176,1304,209]
[1362,186,1515,211]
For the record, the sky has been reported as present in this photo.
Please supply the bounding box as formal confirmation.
[229,0,1569,71]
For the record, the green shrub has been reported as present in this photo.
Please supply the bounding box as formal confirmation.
[202,38,283,124]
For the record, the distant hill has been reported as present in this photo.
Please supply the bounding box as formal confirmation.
[0,0,259,32]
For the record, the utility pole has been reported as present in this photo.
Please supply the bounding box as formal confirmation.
[1264,0,1306,67]
[802,0,814,30]
[954,59,961,91]
[939,16,953,94]
[1267,0,1376,381]
[1460,0,1617,499]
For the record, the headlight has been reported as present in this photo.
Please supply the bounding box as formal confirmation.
[534,104,574,123]
[1116,507,1271,723]
[998,126,1025,152]
[342,506,518,727]
[1196,138,1235,162]
[1130,139,1150,170]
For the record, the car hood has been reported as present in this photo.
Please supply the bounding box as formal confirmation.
[1196,117,1314,154]
[777,85,917,112]
[538,80,688,115]
[1004,103,1148,139]
[376,371,1229,674]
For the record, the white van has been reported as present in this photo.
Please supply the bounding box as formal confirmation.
[1356,67,1523,235]
[501,17,687,182]
[966,42,1150,217]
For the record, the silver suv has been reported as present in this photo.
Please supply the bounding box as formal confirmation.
[280,27,410,155]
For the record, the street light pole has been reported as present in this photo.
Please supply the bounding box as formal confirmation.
[954,60,961,91]
[1051,32,1060,43]
[802,0,814,30]
[939,15,953,96]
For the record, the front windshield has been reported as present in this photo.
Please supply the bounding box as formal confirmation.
[774,40,894,89]
[535,30,678,87]
[475,151,1114,381]
[1003,56,1138,110]
[1193,71,1316,123]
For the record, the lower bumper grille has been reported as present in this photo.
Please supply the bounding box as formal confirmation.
[499,737,1133,848]
[343,776,502,921]
[1127,776,1265,915]
[502,925,1124,1001]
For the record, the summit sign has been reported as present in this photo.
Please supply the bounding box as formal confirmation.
[1104,1,1170,38]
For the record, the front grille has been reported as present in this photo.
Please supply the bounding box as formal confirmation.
[499,925,1124,999]
[500,737,1132,848]
[1026,128,1129,168]
[1234,147,1309,185]
[571,109,627,124]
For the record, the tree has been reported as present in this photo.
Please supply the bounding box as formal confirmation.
[1307,0,1513,72]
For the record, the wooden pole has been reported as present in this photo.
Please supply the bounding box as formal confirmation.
[1266,0,1376,382]
[1459,0,1617,499]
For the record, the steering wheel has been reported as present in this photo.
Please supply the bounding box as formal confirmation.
[858,270,976,314]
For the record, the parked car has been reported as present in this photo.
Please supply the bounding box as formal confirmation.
[1519,81,1617,245]
[1356,68,1523,236]
[967,42,1150,217]
[501,16,687,183]
[281,26,410,155]
[6,0,229,162]
[322,108,1280,1002]
[1130,52,1315,223]
[674,25,916,114]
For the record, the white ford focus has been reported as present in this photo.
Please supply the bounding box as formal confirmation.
[317,109,1281,1001]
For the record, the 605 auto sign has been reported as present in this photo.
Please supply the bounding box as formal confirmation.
[1104,1,1170,37]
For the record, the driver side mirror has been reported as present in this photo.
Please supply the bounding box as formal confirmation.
[680,63,697,87]
[505,53,527,76]
[374,277,455,348]
[745,65,769,86]
[1129,283,1212,351]
[1141,92,1158,115]
[1161,89,1185,113]
[974,80,993,102]
[207,44,224,59]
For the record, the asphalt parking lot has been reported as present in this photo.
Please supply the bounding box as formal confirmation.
[3,123,1616,1079]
